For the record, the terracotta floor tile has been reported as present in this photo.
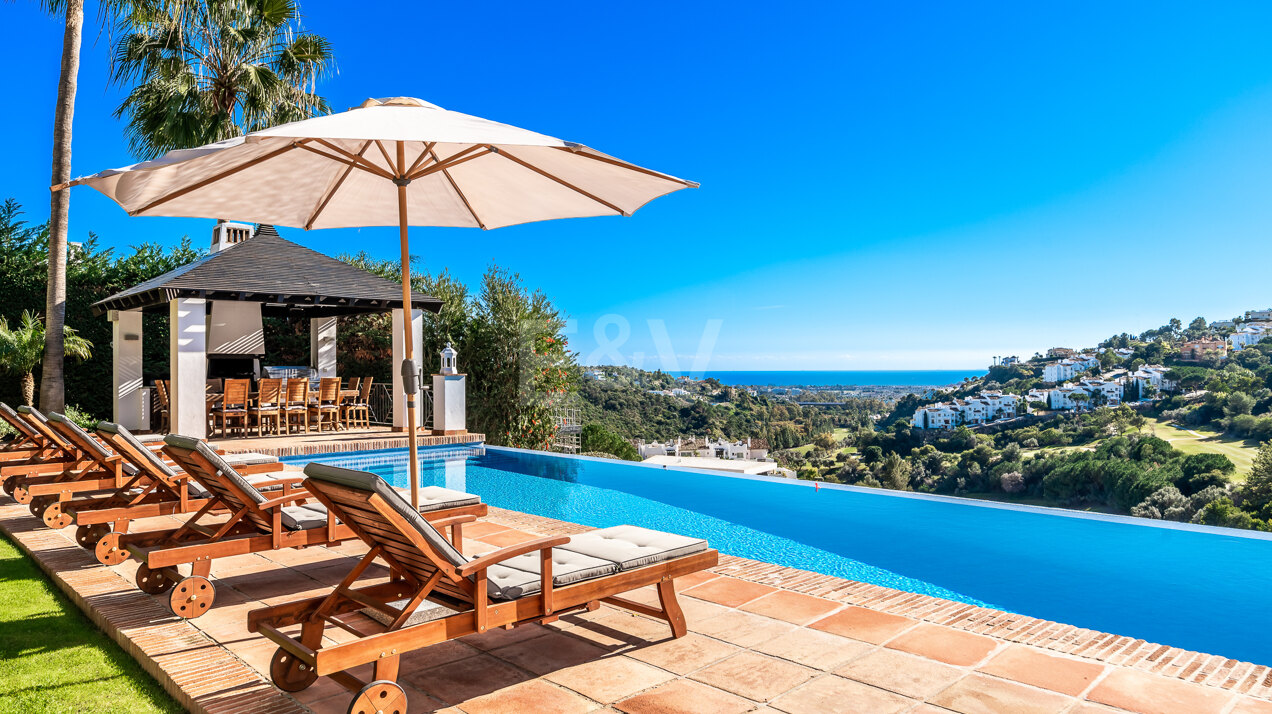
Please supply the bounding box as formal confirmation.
[979,645,1105,696]
[690,651,817,702]
[808,606,915,645]
[683,576,777,608]
[460,623,552,651]
[693,610,797,649]
[544,655,674,703]
[480,529,540,547]
[488,631,610,675]
[1230,698,1272,714]
[463,521,512,538]
[396,639,483,673]
[675,570,720,590]
[884,622,998,666]
[596,610,681,644]
[407,653,531,705]
[770,674,913,714]
[614,680,753,714]
[930,673,1074,714]
[754,628,873,671]
[835,648,964,699]
[1086,668,1232,714]
[458,679,599,714]
[626,633,741,675]
[739,590,842,626]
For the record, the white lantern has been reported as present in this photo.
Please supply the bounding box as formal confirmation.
[440,343,458,375]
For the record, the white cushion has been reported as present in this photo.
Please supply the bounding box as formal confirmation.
[558,525,708,571]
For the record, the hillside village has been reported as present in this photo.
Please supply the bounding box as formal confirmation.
[909,308,1272,431]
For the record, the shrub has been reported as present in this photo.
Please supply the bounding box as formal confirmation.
[1000,471,1025,494]
[1132,486,1189,521]
[580,424,639,461]
[63,404,100,432]
[1193,498,1266,530]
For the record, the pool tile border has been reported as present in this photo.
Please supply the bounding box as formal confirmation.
[213,432,485,458]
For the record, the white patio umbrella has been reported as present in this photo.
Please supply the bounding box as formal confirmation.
[56,96,696,508]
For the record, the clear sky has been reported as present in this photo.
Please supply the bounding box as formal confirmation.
[4,1,1272,370]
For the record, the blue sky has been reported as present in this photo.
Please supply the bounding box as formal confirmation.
[5,1,1272,370]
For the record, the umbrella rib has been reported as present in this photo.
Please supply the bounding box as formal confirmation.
[406,145,491,181]
[404,142,436,177]
[553,146,700,188]
[297,143,396,181]
[134,140,306,215]
[494,148,628,216]
[305,140,372,230]
[313,139,397,180]
[373,140,397,175]
[428,146,485,230]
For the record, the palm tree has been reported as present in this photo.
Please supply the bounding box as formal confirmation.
[111,0,334,159]
[40,0,86,414]
[0,311,93,407]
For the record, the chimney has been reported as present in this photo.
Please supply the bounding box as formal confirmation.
[211,219,255,252]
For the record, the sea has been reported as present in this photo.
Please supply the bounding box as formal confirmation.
[666,370,985,388]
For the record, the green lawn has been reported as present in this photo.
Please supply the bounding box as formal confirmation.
[0,534,180,714]
[1144,416,1259,478]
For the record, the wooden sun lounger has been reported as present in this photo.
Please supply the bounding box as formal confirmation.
[248,463,718,711]
[0,406,85,493]
[109,435,488,620]
[0,403,50,465]
[5,409,126,515]
[64,421,279,549]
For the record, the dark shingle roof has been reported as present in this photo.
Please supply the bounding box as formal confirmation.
[92,230,441,317]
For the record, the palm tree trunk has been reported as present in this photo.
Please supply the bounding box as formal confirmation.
[21,373,35,408]
[41,0,84,414]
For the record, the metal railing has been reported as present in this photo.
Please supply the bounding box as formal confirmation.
[366,383,433,429]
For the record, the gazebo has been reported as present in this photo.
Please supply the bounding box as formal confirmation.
[91,222,441,438]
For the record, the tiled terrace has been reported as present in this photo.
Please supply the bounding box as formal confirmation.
[3,496,1270,713]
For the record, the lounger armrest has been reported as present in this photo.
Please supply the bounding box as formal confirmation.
[257,490,313,511]
[248,474,306,488]
[429,514,478,529]
[458,536,571,577]
[235,462,285,476]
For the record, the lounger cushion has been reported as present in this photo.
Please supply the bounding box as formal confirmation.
[223,452,277,466]
[396,485,481,513]
[558,525,708,571]
[480,549,619,600]
[18,406,70,448]
[164,435,267,507]
[302,463,469,568]
[280,505,329,531]
[0,404,37,439]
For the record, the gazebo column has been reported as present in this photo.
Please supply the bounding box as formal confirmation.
[109,309,146,430]
[391,309,424,431]
[169,298,207,438]
[310,317,337,378]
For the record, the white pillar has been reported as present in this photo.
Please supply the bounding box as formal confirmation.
[169,298,207,438]
[110,309,145,430]
[433,374,467,434]
[310,317,338,378]
[391,309,424,430]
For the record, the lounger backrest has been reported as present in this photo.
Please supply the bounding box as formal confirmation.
[17,406,71,450]
[0,403,39,442]
[303,463,467,579]
[97,422,180,482]
[47,413,114,465]
[163,435,272,531]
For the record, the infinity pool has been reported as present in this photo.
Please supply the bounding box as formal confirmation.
[284,444,1272,665]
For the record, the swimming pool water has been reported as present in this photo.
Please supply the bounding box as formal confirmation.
[285,444,1272,666]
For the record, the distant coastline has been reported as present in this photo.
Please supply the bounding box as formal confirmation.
[663,370,986,388]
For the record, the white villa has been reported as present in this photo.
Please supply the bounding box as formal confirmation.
[637,437,769,461]
[583,369,607,381]
[1131,365,1175,395]
[911,391,1021,429]
[1043,355,1101,383]
[1229,323,1271,351]
[1245,309,1272,322]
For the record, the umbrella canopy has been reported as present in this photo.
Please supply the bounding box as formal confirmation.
[61,96,697,229]
[59,96,696,508]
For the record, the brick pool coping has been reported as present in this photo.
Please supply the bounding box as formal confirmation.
[210,429,485,458]
[3,494,1270,711]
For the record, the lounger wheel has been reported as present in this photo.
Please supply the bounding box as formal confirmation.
[2,477,15,495]
[169,576,215,619]
[135,564,175,595]
[42,501,72,529]
[75,524,109,549]
[13,486,33,505]
[29,494,54,517]
[269,648,318,692]
[348,681,406,714]
[94,531,129,565]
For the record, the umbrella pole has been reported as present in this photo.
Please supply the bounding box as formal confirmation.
[395,141,421,511]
